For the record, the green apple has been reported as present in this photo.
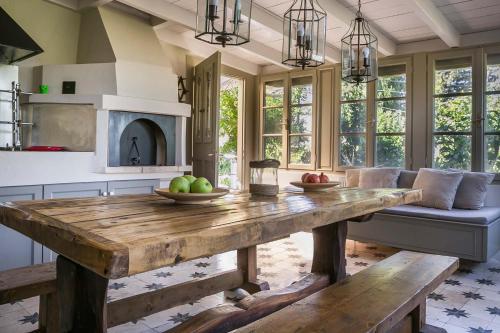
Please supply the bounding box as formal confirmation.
[169,177,190,193]
[183,175,197,184]
[190,177,213,193]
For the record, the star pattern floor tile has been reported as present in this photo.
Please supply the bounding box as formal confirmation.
[1,232,500,333]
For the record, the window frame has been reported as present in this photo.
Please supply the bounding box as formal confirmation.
[426,49,482,171]
[334,72,371,170]
[259,71,317,170]
[333,57,412,171]
[484,45,500,177]
[374,57,413,169]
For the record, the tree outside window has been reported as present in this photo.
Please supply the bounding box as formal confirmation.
[338,81,367,167]
[376,65,406,167]
[289,76,313,165]
[262,80,284,163]
[261,75,314,168]
[432,57,473,170]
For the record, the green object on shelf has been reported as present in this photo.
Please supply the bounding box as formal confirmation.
[39,85,48,94]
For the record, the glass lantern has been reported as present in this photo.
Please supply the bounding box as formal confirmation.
[249,159,280,196]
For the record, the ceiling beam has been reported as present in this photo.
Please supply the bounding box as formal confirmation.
[318,0,397,56]
[44,0,79,10]
[78,0,114,9]
[396,28,500,55]
[155,28,261,75]
[117,0,289,70]
[407,0,461,47]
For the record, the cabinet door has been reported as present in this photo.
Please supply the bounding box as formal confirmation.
[0,186,43,271]
[42,182,107,263]
[107,179,160,195]
[43,182,108,199]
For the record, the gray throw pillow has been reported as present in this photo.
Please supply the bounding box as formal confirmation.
[453,172,495,210]
[359,168,401,189]
[412,168,463,210]
[398,170,418,188]
[345,169,361,187]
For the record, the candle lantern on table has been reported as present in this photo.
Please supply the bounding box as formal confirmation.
[249,159,280,196]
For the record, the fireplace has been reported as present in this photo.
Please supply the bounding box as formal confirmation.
[108,111,176,167]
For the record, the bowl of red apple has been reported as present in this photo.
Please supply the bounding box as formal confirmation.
[290,172,341,192]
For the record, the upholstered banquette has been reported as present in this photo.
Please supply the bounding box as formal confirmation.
[346,169,500,262]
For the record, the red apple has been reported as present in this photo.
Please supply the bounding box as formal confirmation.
[301,172,310,183]
[306,174,320,183]
[319,172,329,183]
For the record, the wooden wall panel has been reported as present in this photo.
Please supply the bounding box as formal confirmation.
[317,68,334,170]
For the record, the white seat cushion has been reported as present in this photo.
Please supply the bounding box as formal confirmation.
[380,205,500,225]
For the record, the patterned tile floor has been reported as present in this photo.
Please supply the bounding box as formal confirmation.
[1,232,499,333]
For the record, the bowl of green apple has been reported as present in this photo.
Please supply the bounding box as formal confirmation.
[155,175,229,204]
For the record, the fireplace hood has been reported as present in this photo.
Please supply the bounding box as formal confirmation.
[28,5,189,116]
[0,7,43,64]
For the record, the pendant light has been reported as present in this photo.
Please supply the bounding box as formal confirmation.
[341,0,378,84]
[282,0,327,70]
[195,0,253,47]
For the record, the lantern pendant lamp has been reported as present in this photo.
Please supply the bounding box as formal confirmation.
[195,0,253,47]
[341,0,378,84]
[282,0,327,70]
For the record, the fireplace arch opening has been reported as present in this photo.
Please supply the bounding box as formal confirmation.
[119,119,166,166]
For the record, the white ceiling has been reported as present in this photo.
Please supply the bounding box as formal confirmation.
[115,0,500,71]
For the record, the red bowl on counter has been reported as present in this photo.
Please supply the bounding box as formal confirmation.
[24,146,66,151]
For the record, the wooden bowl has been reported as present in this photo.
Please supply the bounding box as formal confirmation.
[289,181,341,192]
[155,188,229,204]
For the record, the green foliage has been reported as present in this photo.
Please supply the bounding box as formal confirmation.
[262,79,313,165]
[432,66,473,170]
[340,135,366,167]
[219,86,238,155]
[340,81,368,167]
[218,80,239,189]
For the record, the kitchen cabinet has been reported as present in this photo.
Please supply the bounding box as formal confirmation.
[0,179,160,271]
[43,181,108,199]
[0,186,43,271]
[108,179,160,195]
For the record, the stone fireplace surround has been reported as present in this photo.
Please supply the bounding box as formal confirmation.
[28,62,192,175]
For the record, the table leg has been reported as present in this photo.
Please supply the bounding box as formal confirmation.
[57,256,109,333]
[311,220,348,284]
[237,246,270,294]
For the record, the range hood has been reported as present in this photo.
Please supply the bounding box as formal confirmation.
[0,7,43,64]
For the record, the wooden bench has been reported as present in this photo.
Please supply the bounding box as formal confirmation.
[0,262,58,332]
[170,251,458,333]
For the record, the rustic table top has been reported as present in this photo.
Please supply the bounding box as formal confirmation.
[0,188,421,279]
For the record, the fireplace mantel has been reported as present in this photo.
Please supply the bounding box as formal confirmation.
[29,94,191,117]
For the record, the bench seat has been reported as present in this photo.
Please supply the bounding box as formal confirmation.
[0,262,56,305]
[233,251,458,333]
[382,205,500,225]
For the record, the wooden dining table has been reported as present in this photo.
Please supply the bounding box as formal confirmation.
[0,187,421,332]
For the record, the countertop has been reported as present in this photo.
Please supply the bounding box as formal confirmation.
[0,151,190,187]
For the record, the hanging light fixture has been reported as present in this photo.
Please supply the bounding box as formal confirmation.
[195,0,253,47]
[282,0,327,70]
[341,0,378,84]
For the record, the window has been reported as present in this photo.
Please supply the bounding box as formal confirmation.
[375,65,407,167]
[338,81,367,167]
[432,57,473,170]
[262,80,284,162]
[261,74,314,168]
[289,76,313,165]
[486,55,500,173]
